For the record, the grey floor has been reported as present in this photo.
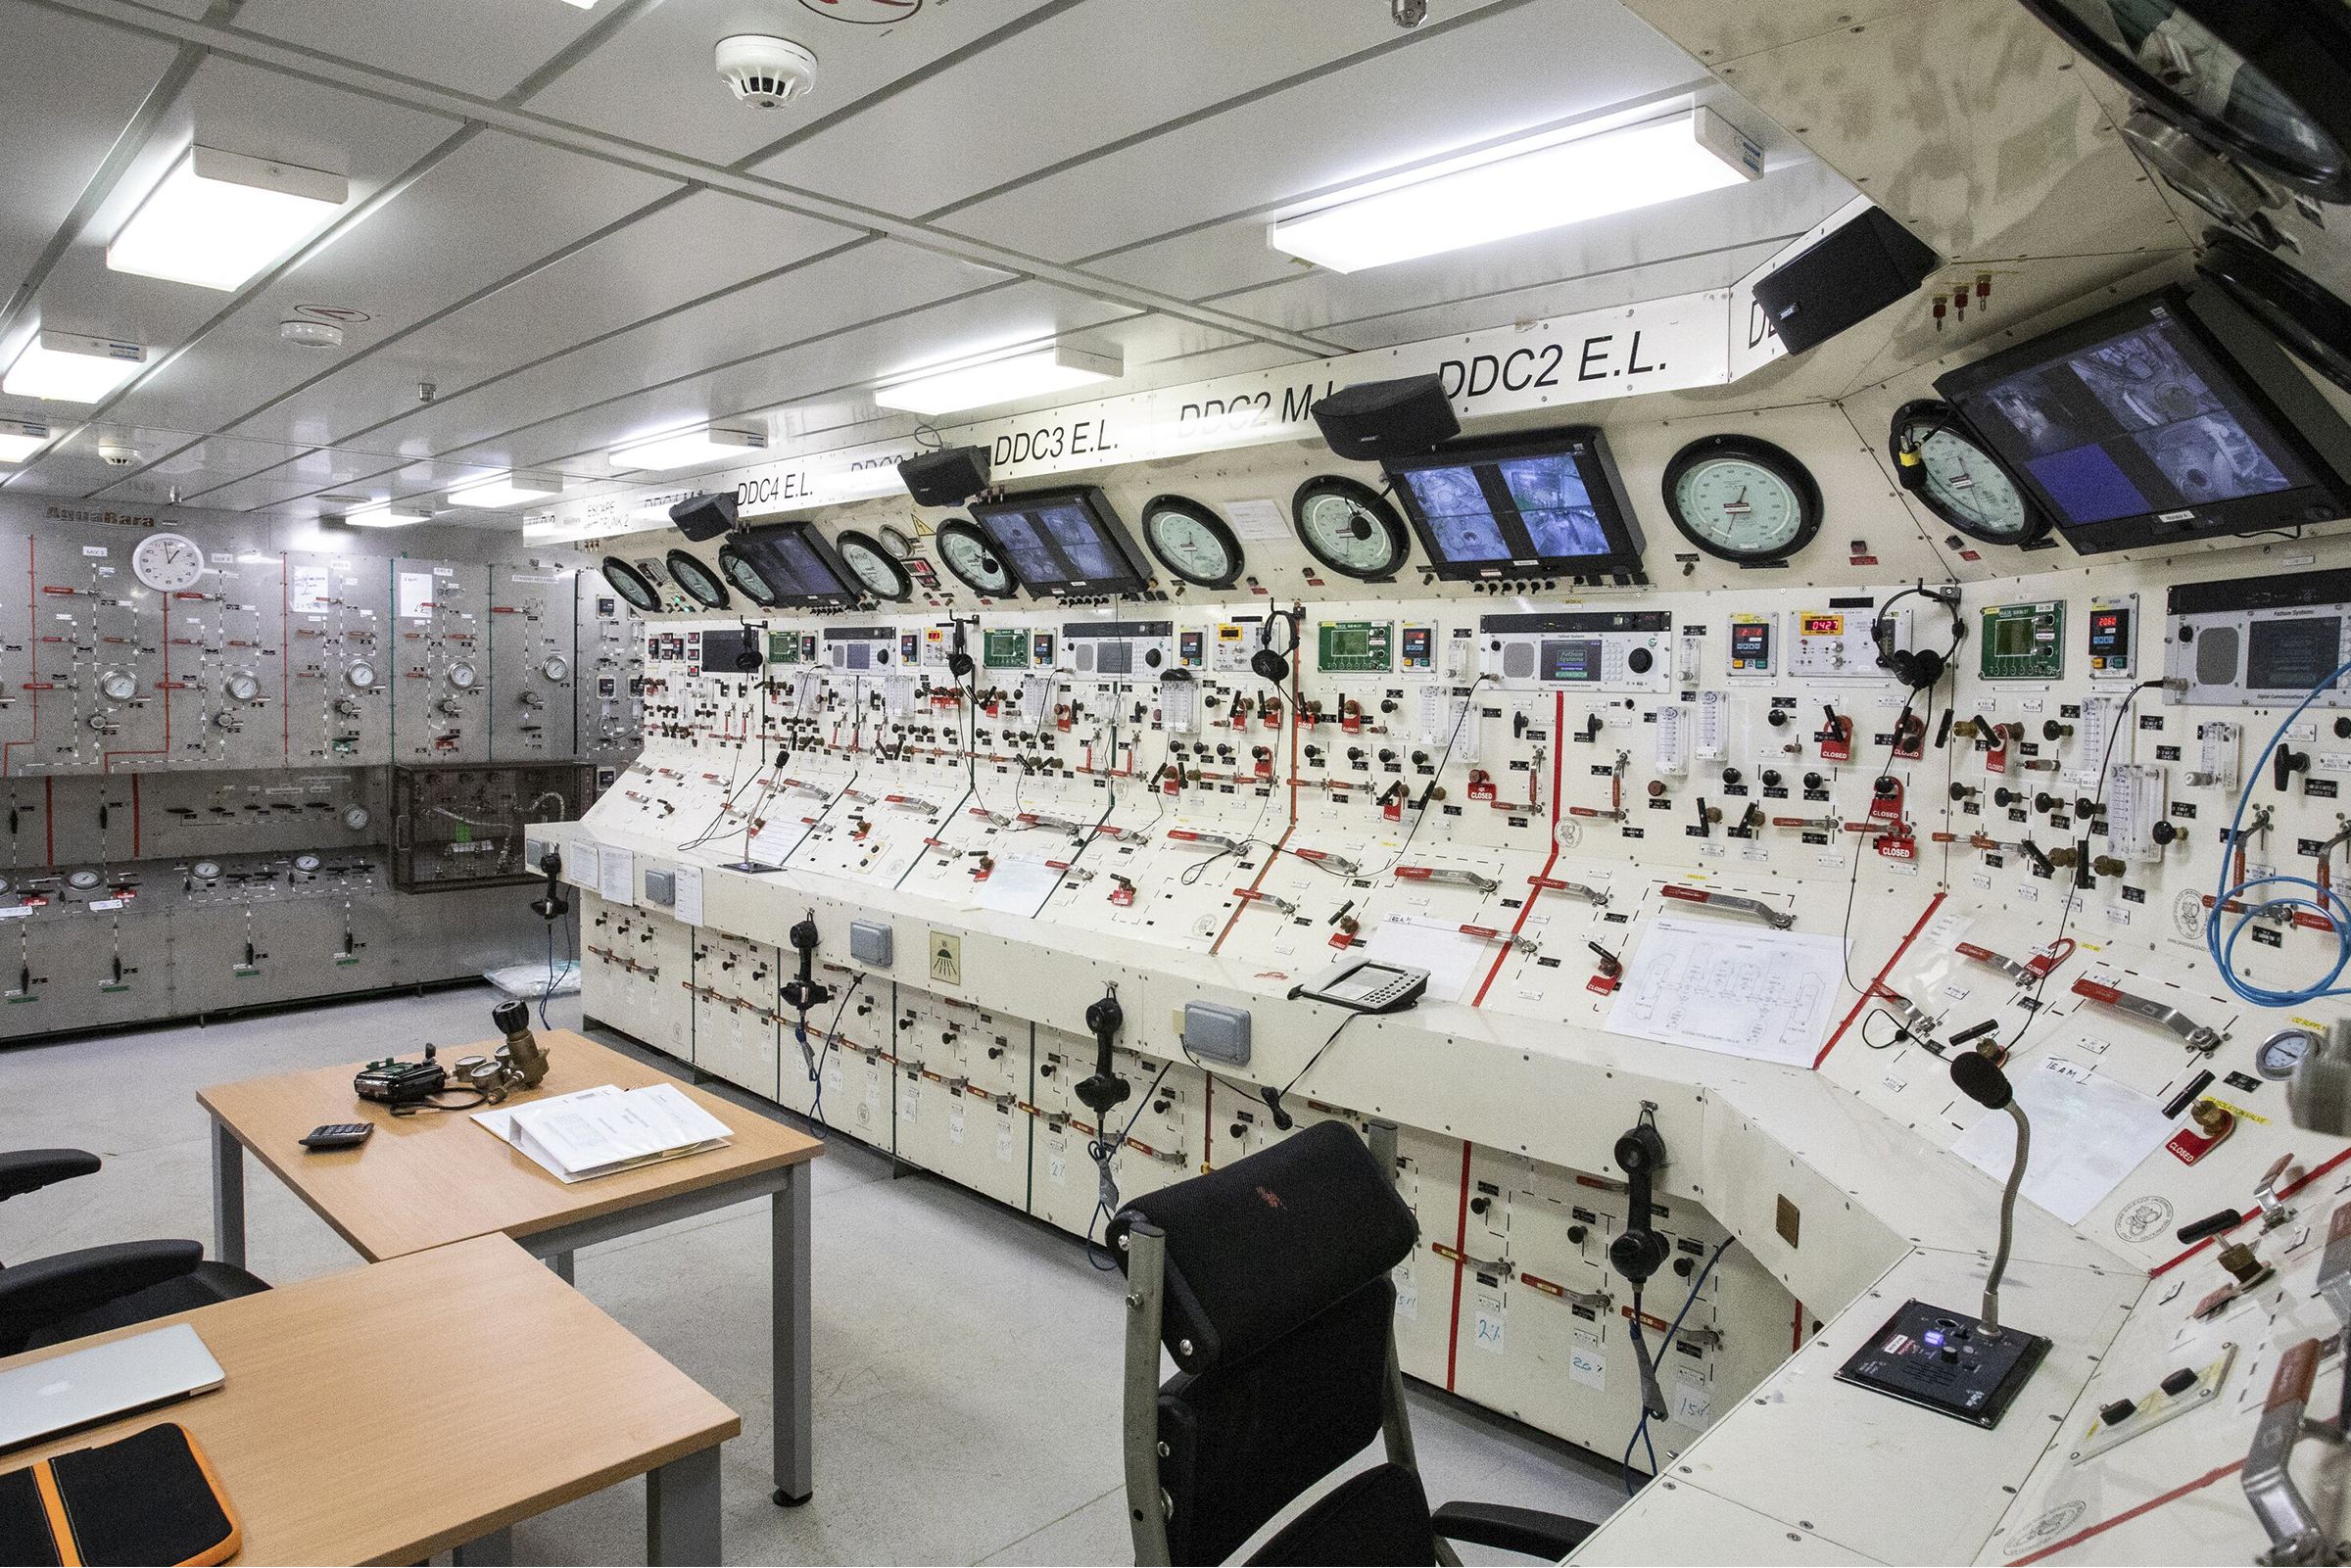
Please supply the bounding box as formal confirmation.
[0,984,1624,1565]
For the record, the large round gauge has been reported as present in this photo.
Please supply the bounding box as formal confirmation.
[878,525,917,558]
[836,530,913,601]
[130,532,206,594]
[1290,476,1409,582]
[717,543,782,608]
[1889,401,2046,546]
[222,672,262,704]
[600,556,661,614]
[2015,0,2351,199]
[665,549,730,610]
[1660,434,1823,564]
[935,519,1016,597]
[2197,231,2351,398]
[1140,494,1244,589]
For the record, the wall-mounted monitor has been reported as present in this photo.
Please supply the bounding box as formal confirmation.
[968,487,1150,598]
[1936,283,2351,555]
[729,522,857,608]
[1382,426,1647,582]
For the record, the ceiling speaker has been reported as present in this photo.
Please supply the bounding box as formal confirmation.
[1751,208,1941,356]
[897,446,992,506]
[669,491,739,541]
[1311,374,1459,460]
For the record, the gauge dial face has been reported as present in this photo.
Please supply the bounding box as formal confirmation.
[717,544,781,608]
[936,520,1015,596]
[294,853,322,874]
[448,661,477,689]
[1140,495,1243,589]
[1892,402,2042,545]
[1662,435,1822,563]
[879,525,916,557]
[346,661,378,690]
[67,869,101,891]
[600,557,661,614]
[99,671,137,702]
[223,673,261,703]
[2257,1025,2320,1080]
[344,805,371,832]
[542,656,570,683]
[1291,477,1409,581]
[836,530,913,601]
[665,549,730,610]
[192,861,221,879]
[131,532,207,594]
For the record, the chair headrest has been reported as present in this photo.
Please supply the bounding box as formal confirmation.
[1109,1120,1417,1373]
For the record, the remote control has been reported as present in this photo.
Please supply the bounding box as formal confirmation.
[300,1122,374,1151]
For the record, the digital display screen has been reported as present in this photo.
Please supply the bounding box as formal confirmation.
[839,642,872,672]
[1383,428,1643,580]
[1540,638,1603,682]
[735,525,853,605]
[1401,626,1432,665]
[970,489,1145,596]
[2087,608,2129,656]
[1328,625,1371,659]
[1730,621,1772,663]
[1991,617,2038,658]
[1095,641,1133,676]
[2247,617,2343,690]
[1325,963,1411,1003]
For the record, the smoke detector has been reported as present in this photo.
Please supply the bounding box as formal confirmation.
[280,318,345,349]
[97,442,138,468]
[715,34,816,109]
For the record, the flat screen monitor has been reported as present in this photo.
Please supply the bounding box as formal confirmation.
[1382,426,1646,582]
[733,522,857,608]
[968,487,1150,598]
[1936,284,2351,554]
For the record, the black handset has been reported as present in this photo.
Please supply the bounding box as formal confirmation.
[1076,984,1129,1117]
[1609,1110,1670,1419]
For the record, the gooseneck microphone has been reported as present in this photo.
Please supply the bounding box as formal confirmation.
[1950,1051,2027,1339]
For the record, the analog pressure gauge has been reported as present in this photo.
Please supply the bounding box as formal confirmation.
[1140,494,1244,589]
[293,853,322,875]
[1890,401,2046,546]
[665,549,731,610]
[2257,1025,2321,1081]
[935,519,1016,596]
[600,556,662,613]
[346,661,378,690]
[223,672,262,704]
[99,671,138,702]
[836,530,913,601]
[879,525,917,557]
[448,661,478,690]
[344,804,372,832]
[718,543,782,608]
[1661,434,1823,564]
[131,532,206,594]
[192,861,221,880]
[67,869,102,891]
[542,655,570,683]
[1290,476,1409,581]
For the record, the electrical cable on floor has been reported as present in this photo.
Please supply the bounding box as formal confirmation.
[1621,1237,1734,1495]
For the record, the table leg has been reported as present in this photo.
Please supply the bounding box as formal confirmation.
[647,1446,721,1565]
[452,1526,513,1565]
[771,1163,812,1506]
[548,1250,575,1285]
[211,1118,246,1268]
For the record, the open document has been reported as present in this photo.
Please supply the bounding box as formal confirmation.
[474,1082,732,1183]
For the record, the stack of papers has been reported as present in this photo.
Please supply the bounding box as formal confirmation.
[474,1083,732,1183]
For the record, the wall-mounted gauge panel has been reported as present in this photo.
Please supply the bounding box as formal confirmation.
[1889,401,2046,546]
[665,549,731,610]
[837,530,914,602]
[935,519,1016,596]
[717,543,783,608]
[600,556,661,613]
[1140,494,1244,589]
[1661,434,1822,564]
[1291,476,1409,581]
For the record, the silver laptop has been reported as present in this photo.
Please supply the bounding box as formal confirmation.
[0,1322,224,1450]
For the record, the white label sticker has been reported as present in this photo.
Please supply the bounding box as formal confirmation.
[1569,1344,1607,1390]
[1471,1291,1506,1354]
[997,1119,1015,1163]
[1394,1270,1418,1321]
[948,1106,966,1145]
[80,545,107,557]
[1673,1378,1712,1426]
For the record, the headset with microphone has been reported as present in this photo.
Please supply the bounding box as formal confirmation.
[1251,606,1303,686]
[1872,582,1965,691]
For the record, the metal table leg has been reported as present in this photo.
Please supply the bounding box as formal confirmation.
[771,1161,812,1506]
[648,1445,722,1565]
[211,1118,246,1268]
[452,1526,513,1565]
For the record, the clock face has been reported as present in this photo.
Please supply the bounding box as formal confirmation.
[717,544,782,608]
[836,530,913,601]
[935,520,1015,596]
[665,549,731,610]
[1140,495,1243,589]
[600,557,662,613]
[1291,477,1408,580]
[1892,402,2043,545]
[1661,435,1823,563]
[132,532,207,594]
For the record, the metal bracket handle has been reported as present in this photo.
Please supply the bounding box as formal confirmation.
[2244,1337,2343,1566]
[1397,866,1499,894]
[1660,884,1795,929]
[2071,976,2224,1050]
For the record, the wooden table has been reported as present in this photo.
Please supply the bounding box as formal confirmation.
[200,1027,826,1505]
[0,1235,737,1565]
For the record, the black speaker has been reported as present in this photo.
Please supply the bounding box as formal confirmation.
[897,445,992,506]
[669,491,738,541]
[1310,374,1459,460]
[1751,208,1940,356]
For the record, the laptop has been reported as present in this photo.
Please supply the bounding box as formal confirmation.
[0,1323,224,1451]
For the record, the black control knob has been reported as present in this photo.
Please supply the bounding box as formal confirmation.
[1626,646,1655,675]
[1949,783,1978,801]
[1566,1224,1587,1245]
[1759,769,1783,788]
[1993,786,2023,808]
[2098,1399,2136,1427]
[2160,1367,2198,1398]
[1721,767,1743,786]
[2151,820,2179,846]
[2042,720,2074,741]
[1802,772,1826,791]
[1766,708,1789,728]
[1672,1255,1695,1278]
[2034,791,2061,813]
[1469,1196,1490,1216]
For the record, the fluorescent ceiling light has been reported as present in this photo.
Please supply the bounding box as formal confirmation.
[1268,107,1762,273]
[873,342,1123,416]
[0,419,51,464]
[448,472,560,509]
[342,500,431,529]
[608,425,766,472]
[1,332,148,403]
[108,145,349,293]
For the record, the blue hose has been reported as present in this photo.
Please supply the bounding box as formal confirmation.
[2207,655,2351,1007]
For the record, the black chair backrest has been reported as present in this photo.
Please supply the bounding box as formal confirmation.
[1111,1121,1419,1565]
[0,1150,101,1207]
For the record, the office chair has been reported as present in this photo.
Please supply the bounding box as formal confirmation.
[1108,1119,1598,1566]
[0,1149,269,1355]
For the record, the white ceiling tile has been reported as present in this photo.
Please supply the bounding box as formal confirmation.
[938,0,1706,263]
[234,0,609,101]
[108,130,682,436]
[521,0,1065,168]
[751,0,1516,216]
